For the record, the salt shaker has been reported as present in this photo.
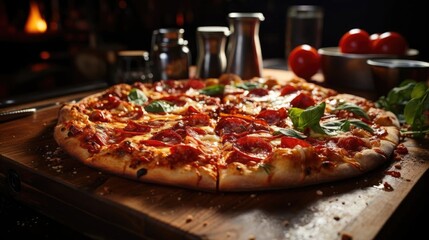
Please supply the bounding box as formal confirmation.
[226,12,265,80]
[196,26,230,79]
[150,28,191,81]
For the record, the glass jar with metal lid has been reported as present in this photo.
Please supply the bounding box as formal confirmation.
[150,28,191,81]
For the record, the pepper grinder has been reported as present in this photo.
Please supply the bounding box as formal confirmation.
[226,12,265,80]
[196,26,230,79]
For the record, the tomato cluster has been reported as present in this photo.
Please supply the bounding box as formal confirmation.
[287,29,409,80]
[339,28,408,55]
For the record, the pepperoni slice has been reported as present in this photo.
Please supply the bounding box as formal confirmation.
[248,88,269,97]
[89,94,122,110]
[89,110,109,122]
[280,136,311,148]
[256,108,287,125]
[140,139,170,147]
[68,125,83,137]
[185,113,210,126]
[236,136,272,158]
[160,95,187,106]
[225,148,263,165]
[81,128,108,153]
[123,121,151,133]
[104,94,122,109]
[221,132,248,144]
[167,145,204,164]
[290,93,316,109]
[250,121,271,132]
[214,117,249,136]
[150,129,183,145]
[280,84,298,96]
[337,136,366,151]
[186,79,205,89]
[186,106,200,114]
[186,127,206,136]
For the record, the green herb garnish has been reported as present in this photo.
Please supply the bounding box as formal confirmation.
[127,88,148,105]
[335,102,369,120]
[273,128,307,139]
[289,102,326,134]
[200,85,225,96]
[376,80,429,138]
[144,100,174,113]
[321,119,374,134]
[236,82,260,90]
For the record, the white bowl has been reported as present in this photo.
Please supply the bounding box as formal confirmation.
[318,47,419,91]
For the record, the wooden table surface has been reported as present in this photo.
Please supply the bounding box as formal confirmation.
[1,69,428,240]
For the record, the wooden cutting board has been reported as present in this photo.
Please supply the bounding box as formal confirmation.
[1,95,428,240]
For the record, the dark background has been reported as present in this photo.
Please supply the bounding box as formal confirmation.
[0,0,428,103]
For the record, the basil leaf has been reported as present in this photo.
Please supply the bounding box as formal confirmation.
[288,107,304,129]
[318,120,342,135]
[377,79,429,139]
[289,102,326,134]
[348,119,374,133]
[321,119,373,135]
[274,128,307,139]
[411,82,427,99]
[404,97,421,126]
[200,85,225,96]
[340,120,351,132]
[335,102,369,120]
[128,88,148,105]
[236,82,260,90]
[144,100,174,113]
[386,82,415,107]
[404,89,429,132]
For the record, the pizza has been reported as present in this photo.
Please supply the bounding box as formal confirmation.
[53,74,400,192]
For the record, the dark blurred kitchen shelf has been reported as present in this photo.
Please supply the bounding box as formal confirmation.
[0,81,108,109]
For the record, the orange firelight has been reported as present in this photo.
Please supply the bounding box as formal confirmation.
[25,0,47,33]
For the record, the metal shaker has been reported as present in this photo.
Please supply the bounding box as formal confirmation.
[226,12,265,80]
[150,28,191,81]
[196,26,230,79]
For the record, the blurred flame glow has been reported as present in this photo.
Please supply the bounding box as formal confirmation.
[25,1,47,33]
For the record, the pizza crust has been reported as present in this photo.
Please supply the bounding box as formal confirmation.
[54,123,92,163]
[123,164,217,191]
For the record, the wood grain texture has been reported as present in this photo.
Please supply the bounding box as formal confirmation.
[1,84,428,240]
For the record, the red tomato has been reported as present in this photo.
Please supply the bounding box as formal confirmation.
[371,31,408,55]
[288,44,321,80]
[369,33,380,49]
[339,28,371,54]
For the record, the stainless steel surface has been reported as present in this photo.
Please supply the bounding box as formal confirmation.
[318,47,419,91]
[367,59,429,97]
[0,108,36,122]
[0,82,108,108]
[0,100,64,122]
[150,28,191,81]
[196,26,230,79]
[226,12,264,80]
